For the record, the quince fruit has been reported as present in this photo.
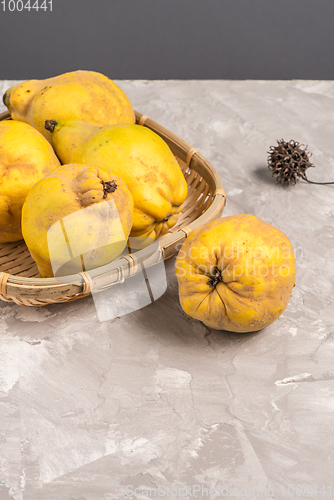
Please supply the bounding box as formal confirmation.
[3,70,135,142]
[45,120,188,244]
[21,164,134,278]
[175,214,296,333]
[0,119,60,243]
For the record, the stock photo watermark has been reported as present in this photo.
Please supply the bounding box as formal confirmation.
[124,483,332,498]
[47,200,167,323]
[1,0,52,11]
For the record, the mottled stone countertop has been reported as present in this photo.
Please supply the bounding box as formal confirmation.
[0,80,334,500]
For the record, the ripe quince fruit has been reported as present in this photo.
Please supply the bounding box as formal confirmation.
[21,164,134,278]
[175,214,296,333]
[0,119,61,243]
[3,70,135,142]
[45,120,188,244]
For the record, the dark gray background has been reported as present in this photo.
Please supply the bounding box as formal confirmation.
[0,0,333,80]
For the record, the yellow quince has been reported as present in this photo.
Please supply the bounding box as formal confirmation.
[3,70,135,142]
[175,214,296,333]
[0,119,60,243]
[21,164,134,278]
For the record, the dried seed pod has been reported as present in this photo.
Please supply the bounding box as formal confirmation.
[268,139,334,186]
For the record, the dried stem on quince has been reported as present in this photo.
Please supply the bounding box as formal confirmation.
[101,180,117,198]
[208,269,222,288]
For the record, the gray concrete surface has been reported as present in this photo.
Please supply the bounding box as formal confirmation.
[0,80,334,499]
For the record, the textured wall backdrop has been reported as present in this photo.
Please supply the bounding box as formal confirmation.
[0,0,333,80]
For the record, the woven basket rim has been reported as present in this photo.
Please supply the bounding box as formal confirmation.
[0,109,226,304]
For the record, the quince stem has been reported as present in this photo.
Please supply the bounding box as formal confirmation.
[208,269,222,288]
[101,180,117,198]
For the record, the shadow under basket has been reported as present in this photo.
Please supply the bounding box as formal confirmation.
[0,110,226,306]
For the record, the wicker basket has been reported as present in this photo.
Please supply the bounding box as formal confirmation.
[0,110,226,306]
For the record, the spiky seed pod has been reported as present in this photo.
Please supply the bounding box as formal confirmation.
[268,139,334,186]
[268,139,314,185]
